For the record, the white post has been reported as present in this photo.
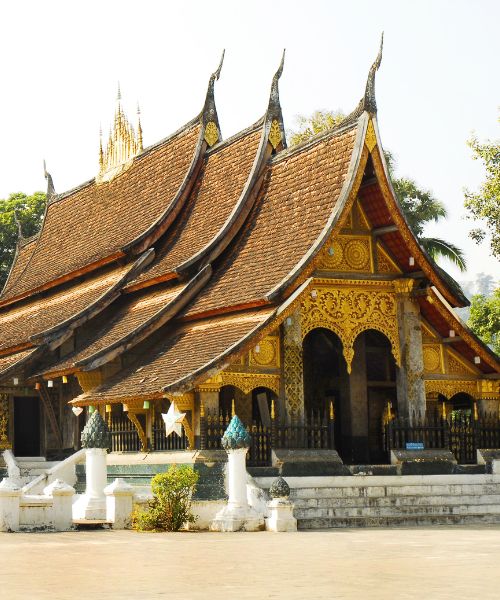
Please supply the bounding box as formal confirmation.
[104,478,134,529]
[44,479,75,531]
[83,448,108,520]
[227,448,249,509]
[210,415,264,532]
[0,479,21,532]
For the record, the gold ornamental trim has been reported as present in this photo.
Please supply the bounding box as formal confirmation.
[0,394,11,450]
[268,119,282,149]
[76,370,102,393]
[423,344,443,374]
[249,336,280,368]
[365,119,377,152]
[317,235,373,273]
[204,121,219,147]
[301,278,401,373]
[197,372,280,396]
[425,379,478,399]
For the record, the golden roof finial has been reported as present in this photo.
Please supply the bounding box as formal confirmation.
[137,103,143,151]
[97,85,143,183]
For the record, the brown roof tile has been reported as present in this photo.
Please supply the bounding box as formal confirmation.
[39,283,187,376]
[0,263,131,352]
[74,309,274,403]
[0,348,38,376]
[183,126,358,317]
[130,128,262,285]
[2,237,38,297]
[2,123,201,302]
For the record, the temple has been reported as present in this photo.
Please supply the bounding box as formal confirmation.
[1,43,499,471]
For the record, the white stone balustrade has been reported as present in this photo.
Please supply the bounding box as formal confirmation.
[105,478,134,529]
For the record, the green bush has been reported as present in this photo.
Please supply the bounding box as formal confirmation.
[133,465,199,532]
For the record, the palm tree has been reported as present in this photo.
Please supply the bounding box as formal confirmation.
[288,112,467,272]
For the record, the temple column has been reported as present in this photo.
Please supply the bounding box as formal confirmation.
[0,394,12,450]
[348,334,369,463]
[394,281,426,421]
[283,309,304,423]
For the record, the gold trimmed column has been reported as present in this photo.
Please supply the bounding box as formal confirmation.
[0,394,12,450]
[283,308,305,422]
[394,280,426,420]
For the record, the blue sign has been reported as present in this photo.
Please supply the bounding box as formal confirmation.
[406,442,424,450]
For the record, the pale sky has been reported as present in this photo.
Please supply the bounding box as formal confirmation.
[0,0,498,288]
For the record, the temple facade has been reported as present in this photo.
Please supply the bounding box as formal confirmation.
[0,44,499,466]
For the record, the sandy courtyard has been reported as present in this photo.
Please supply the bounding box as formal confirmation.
[0,526,499,599]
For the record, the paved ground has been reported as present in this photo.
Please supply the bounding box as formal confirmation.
[1,527,499,599]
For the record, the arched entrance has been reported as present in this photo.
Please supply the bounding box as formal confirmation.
[303,327,397,464]
[303,328,349,460]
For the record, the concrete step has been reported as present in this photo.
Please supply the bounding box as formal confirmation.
[297,512,500,529]
[294,503,500,519]
[293,494,500,509]
[290,483,500,499]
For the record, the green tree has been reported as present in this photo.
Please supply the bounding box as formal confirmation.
[467,289,500,355]
[464,120,500,259]
[288,112,467,271]
[0,191,46,290]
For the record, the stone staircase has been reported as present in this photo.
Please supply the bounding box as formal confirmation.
[16,457,60,485]
[286,474,500,528]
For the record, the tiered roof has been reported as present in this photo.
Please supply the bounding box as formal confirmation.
[0,42,498,401]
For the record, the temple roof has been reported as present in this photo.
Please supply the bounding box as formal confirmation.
[1,123,201,305]
[72,308,275,404]
[1,45,497,400]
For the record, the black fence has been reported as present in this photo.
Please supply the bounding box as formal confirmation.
[385,413,500,464]
[109,413,141,452]
[151,411,188,451]
[201,408,335,467]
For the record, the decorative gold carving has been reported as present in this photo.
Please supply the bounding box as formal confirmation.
[425,379,478,399]
[218,372,280,396]
[376,243,401,274]
[301,280,400,373]
[204,121,219,147]
[76,370,102,393]
[421,321,438,341]
[365,119,377,152]
[164,392,194,411]
[447,351,477,376]
[317,235,372,273]
[423,344,442,373]
[477,380,499,400]
[268,119,282,149]
[127,412,147,452]
[356,201,371,230]
[0,394,11,450]
[97,89,143,183]
[196,374,223,393]
[284,344,303,417]
[393,278,416,295]
[249,336,280,368]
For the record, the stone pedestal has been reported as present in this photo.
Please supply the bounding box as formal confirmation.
[0,479,21,532]
[266,498,297,532]
[105,478,134,529]
[44,479,75,531]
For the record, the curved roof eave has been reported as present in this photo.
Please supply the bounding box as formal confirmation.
[369,117,469,308]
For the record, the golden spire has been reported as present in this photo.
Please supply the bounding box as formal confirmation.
[97,84,143,183]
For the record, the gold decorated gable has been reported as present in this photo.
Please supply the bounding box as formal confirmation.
[249,335,280,368]
[301,279,401,373]
[376,243,401,274]
[318,235,373,273]
[423,344,444,374]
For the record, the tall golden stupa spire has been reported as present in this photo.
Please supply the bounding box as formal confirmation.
[97,84,143,183]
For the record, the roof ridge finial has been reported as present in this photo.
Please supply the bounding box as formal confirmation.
[202,50,225,146]
[266,49,287,151]
[43,159,56,197]
[363,32,383,114]
[137,103,143,151]
[13,209,24,242]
